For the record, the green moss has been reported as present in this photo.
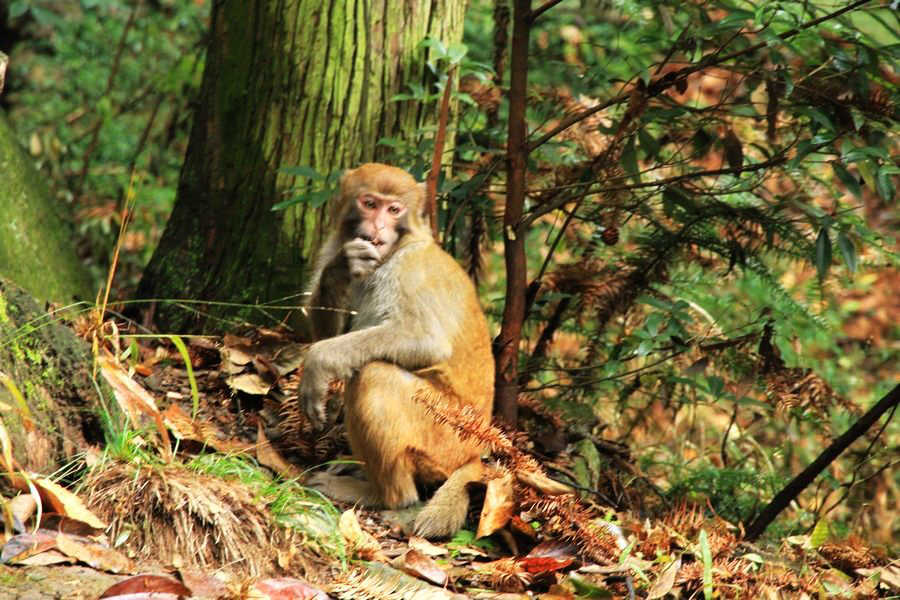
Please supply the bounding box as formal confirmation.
[0,293,8,324]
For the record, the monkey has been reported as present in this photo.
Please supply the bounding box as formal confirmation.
[299,163,494,538]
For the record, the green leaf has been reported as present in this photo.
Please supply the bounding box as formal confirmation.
[9,0,29,18]
[622,136,640,183]
[699,529,714,600]
[278,165,325,179]
[638,127,659,160]
[831,162,861,199]
[815,227,832,282]
[876,168,895,202]
[810,518,830,549]
[837,231,857,274]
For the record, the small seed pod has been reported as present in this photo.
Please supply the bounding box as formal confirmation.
[601,226,619,246]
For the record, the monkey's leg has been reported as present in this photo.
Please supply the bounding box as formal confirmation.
[344,361,422,509]
[413,460,483,538]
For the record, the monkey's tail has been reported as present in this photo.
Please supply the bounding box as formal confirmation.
[412,460,483,539]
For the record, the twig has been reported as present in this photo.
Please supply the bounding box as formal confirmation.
[425,67,456,241]
[745,383,900,541]
[529,0,566,23]
[75,2,140,197]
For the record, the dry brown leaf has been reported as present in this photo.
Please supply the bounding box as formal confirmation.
[477,470,515,538]
[647,555,681,599]
[255,422,302,478]
[226,373,272,395]
[162,404,253,454]
[14,548,74,566]
[857,559,900,592]
[517,469,573,496]
[391,548,447,586]
[98,353,172,460]
[99,574,192,598]
[8,493,37,531]
[1,530,57,563]
[4,474,105,529]
[338,509,384,561]
[408,535,449,557]
[252,577,329,599]
[98,353,161,423]
[56,533,133,573]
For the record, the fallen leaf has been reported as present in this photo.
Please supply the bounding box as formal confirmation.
[226,373,272,395]
[178,570,229,599]
[56,533,134,573]
[162,404,253,454]
[8,493,37,532]
[37,513,105,537]
[3,474,106,529]
[527,540,578,559]
[1,529,56,563]
[477,470,515,538]
[408,535,448,557]
[99,574,192,598]
[646,555,681,599]
[392,548,447,586]
[253,576,330,599]
[99,353,172,460]
[339,509,384,561]
[518,556,575,575]
[857,559,900,591]
[255,422,301,478]
[14,548,74,566]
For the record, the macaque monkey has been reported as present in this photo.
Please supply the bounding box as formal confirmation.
[300,163,494,538]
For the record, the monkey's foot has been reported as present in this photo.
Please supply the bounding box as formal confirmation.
[412,500,468,539]
[306,472,380,506]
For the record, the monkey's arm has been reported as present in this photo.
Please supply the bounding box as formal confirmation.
[301,315,454,428]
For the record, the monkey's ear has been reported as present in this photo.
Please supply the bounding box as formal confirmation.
[415,181,433,231]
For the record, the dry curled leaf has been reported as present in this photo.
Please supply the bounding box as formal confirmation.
[477,470,515,538]
[56,533,133,574]
[99,574,192,598]
[338,509,384,561]
[392,548,447,586]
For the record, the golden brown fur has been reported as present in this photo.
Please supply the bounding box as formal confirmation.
[300,163,493,537]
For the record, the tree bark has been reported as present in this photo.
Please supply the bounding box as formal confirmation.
[0,279,106,474]
[0,111,93,303]
[137,0,466,333]
[493,0,531,428]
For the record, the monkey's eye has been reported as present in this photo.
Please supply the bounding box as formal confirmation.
[361,196,377,210]
[388,204,403,215]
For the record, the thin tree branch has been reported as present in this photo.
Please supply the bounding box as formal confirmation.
[745,383,900,541]
[426,67,456,241]
[529,0,566,23]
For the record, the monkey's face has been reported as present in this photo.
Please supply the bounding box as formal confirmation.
[352,192,409,258]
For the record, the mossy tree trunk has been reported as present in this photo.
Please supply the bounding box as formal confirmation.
[136,0,466,333]
[0,279,105,475]
[0,111,94,304]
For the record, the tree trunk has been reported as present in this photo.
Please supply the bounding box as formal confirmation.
[0,111,93,304]
[0,279,105,474]
[493,0,531,428]
[136,0,466,333]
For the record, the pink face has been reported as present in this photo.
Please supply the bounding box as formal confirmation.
[355,192,408,257]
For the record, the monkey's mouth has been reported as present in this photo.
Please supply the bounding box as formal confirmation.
[358,235,385,247]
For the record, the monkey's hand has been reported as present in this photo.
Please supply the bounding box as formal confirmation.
[343,238,381,279]
[300,344,334,430]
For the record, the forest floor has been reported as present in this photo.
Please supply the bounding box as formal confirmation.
[0,327,897,600]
